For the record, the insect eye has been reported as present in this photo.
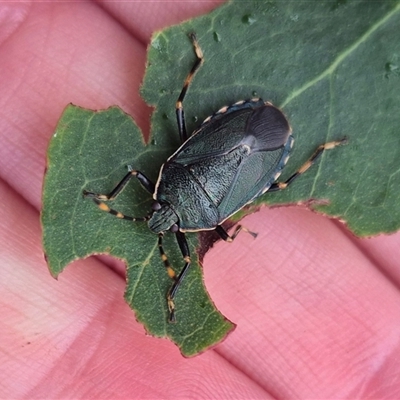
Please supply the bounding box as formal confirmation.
[152,201,162,211]
[170,224,179,233]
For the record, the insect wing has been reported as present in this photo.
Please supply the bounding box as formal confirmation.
[170,107,257,164]
[218,136,293,220]
[169,103,292,224]
[217,105,292,219]
[170,108,260,210]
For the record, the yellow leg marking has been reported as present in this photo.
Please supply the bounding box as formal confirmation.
[298,160,313,174]
[190,33,203,58]
[98,202,110,212]
[324,140,343,150]
[184,75,193,87]
[184,256,191,263]
[193,43,203,59]
[240,227,258,239]
[278,182,288,189]
[167,297,176,323]
[167,267,176,279]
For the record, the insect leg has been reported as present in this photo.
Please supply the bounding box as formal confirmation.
[158,231,191,322]
[83,168,155,221]
[176,33,204,143]
[215,225,258,242]
[269,138,347,192]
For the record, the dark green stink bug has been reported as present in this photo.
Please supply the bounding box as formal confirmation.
[83,34,346,322]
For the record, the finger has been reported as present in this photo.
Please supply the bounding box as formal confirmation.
[96,0,224,43]
[0,178,271,399]
[0,2,149,208]
[205,207,400,398]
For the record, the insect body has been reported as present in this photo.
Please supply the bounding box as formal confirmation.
[84,34,345,322]
[151,98,293,234]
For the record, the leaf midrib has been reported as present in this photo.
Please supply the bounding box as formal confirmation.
[281,3,400,108]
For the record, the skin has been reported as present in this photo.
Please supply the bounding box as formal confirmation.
[1,1,400,398]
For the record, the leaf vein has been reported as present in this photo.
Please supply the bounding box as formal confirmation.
[281,3,400,108]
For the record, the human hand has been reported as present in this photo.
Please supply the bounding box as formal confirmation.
[1,1,400,398]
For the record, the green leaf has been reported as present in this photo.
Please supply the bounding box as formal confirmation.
[42,0,400,356]
[142,0,400,236]
[42,105,234,357]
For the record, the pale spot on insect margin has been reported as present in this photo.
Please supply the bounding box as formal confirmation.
[217,106,228,114]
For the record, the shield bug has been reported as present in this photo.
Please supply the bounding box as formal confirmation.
[84,33,346,322]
